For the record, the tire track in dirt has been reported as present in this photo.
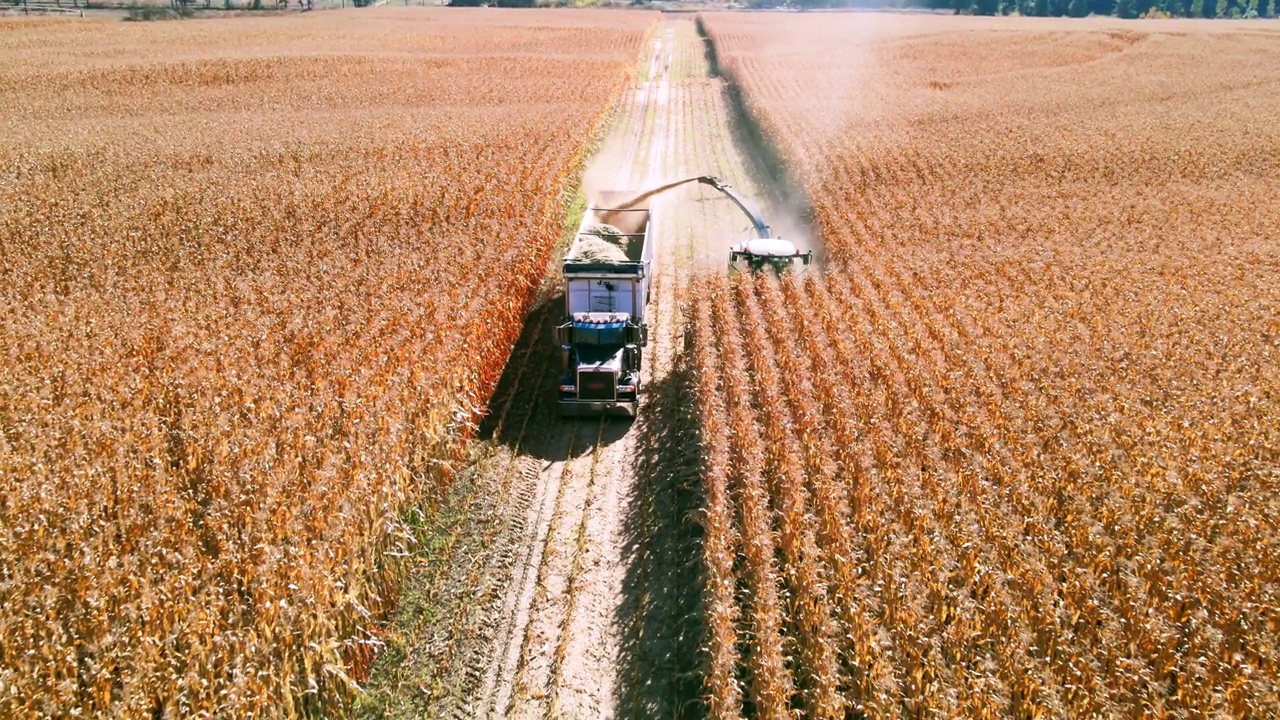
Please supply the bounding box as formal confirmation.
[504,417,598,719]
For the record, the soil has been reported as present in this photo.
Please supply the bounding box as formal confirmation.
[358,17,810,720]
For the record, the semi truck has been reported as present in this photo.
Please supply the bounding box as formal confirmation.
[555,192,652,417]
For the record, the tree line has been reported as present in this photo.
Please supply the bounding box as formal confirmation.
[741,0,1275,17]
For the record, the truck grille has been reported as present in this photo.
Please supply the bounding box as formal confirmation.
[577,370,616,401]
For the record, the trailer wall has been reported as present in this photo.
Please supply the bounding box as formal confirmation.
[563,195,652,322]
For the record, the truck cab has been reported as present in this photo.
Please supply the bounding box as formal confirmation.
[556,312,646,416]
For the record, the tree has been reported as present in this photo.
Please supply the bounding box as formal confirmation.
[1116,0,1137,16]
[1068,0,1088,15]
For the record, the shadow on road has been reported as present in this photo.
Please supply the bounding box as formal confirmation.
[478,292,632,464]
[615,348,708,719]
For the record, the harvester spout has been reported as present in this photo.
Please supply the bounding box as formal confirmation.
[691,175,772,239]
[613,174,809,274]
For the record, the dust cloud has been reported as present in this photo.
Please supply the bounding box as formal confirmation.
[694,11,944,268]
[581,139,626,208]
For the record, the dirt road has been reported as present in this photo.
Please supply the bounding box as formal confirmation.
[361,17,802,719]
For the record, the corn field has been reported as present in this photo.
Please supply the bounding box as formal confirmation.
[0,11,651,717]
[694,14,1280,718]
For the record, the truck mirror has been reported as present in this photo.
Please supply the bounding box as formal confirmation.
[553,323,570,345]
[631,324,648,348]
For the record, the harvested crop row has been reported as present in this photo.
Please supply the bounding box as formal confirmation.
[693,13,1280,718]
[0,10,652,717]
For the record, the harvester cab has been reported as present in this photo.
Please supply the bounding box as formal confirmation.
[729,237,813,275]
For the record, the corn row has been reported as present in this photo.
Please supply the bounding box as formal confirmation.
[710,276,795,718]
[691,278,745,719]
[771,275,904,719]
[734,275,845,718]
